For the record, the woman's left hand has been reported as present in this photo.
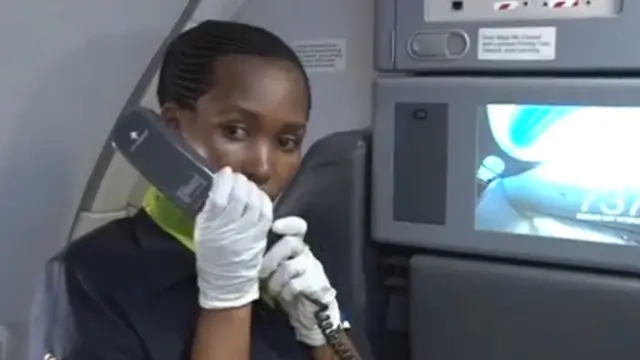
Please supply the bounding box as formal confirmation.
[259,216,343,347]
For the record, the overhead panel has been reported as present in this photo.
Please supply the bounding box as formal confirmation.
[375,0,635,72]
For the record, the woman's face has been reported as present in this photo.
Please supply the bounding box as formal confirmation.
[162,55,309,200]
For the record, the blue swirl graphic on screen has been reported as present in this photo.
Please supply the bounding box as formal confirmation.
[507,106,576,149]
[486,104,581,162]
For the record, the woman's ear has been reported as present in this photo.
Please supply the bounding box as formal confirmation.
[160,103,182,130]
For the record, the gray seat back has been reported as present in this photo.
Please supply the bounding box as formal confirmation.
[274,129,381,359]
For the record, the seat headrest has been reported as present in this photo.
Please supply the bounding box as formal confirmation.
[273,129,371,219]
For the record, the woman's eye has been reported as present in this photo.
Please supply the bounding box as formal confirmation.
[278,137,300,152]
[223,125,249,140]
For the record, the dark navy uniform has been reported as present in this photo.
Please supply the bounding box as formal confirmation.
[29,210,312,360]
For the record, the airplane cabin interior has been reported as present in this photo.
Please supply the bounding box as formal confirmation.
[2,0,640,359]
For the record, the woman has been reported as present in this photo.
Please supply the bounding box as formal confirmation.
[29,20,360,360]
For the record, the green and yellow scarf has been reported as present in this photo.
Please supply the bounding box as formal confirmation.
[142,187,196,251]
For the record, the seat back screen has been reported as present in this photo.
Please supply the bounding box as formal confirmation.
[476,104,640,246]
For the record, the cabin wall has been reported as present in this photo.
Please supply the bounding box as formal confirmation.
[0,1,197,358]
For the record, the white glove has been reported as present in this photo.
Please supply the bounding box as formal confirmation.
[195,166,273,309]
[259,216,342,347]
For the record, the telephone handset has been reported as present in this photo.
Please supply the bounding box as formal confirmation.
[111,106,214,217]
[111,107,283,247]
[110,107,357,360]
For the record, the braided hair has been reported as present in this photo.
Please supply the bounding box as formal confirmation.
[157,20,311,112]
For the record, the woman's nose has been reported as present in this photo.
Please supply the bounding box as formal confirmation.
[242,142,274,186]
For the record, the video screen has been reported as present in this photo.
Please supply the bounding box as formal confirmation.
[476,104,640,246]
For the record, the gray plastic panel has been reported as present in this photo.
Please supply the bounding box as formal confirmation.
[273,130,377,360]
[410,254,640,360]
[372,76,640,273]
[374,0,396,70]
[375,0,640,72]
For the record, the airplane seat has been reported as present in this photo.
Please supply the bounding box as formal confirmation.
[274,129,389,359]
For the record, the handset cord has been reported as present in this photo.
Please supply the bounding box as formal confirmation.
[302,295,358,360]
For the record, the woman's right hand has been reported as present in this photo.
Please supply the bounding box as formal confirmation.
[194,166,273,310]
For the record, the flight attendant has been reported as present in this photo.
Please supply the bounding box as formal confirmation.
[29,20,359,360]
